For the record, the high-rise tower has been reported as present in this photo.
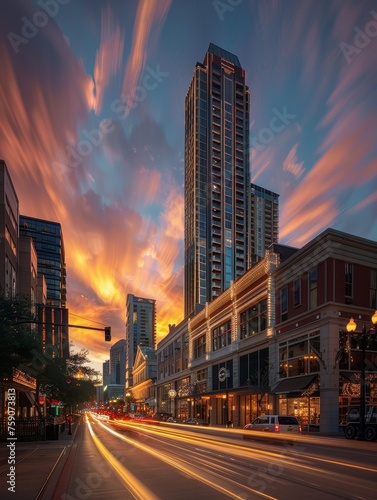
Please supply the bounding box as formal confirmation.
[184,44,250,317]
[250,184,279,266]
[19,216,67,308]
[125,294,156,389]
[19,215,69,358]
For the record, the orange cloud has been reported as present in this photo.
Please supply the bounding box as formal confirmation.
[93,6,125,114]
[122,0,171,98]
[280,117,377,245]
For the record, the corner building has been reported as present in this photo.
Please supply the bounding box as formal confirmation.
[184,44,250,317]
[156,229,377,434]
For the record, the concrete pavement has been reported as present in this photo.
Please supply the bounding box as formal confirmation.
[0,418,80,500]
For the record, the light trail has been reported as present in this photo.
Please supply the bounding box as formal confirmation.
[89,415,278,499]
[86,417,159,500]
[110,418,377,475]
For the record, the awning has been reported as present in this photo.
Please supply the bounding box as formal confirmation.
[272,375,318,394]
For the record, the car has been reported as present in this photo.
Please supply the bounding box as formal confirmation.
[182,418,209,426]
[243,415,301,435]
[166,416,182,423]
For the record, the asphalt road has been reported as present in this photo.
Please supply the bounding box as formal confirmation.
[1,415,376,499]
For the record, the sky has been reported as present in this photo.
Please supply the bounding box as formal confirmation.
[1,0,377,374]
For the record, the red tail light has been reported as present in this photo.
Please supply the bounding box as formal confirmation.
[274,423,280,432]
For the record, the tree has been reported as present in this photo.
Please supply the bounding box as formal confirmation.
[0,294,39,378]
[40,349,100,413]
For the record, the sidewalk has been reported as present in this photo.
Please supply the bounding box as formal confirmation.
[0,419,79,499]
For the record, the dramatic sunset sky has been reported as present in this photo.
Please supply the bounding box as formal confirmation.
[1,0,377,373]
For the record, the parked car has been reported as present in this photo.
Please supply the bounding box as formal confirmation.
[166,416,182,423]
[153,412,173,421]
[182,418,209,426]
[244,415,301,436]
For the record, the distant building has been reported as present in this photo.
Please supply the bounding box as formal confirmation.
[131,346,157,415]
[125,294,156,389]
[184,44,251,317]
[250,184,279,266]
[102,360,110,387]
[110,339,126,385]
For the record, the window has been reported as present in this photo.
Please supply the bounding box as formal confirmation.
[345,262,353,298]
[370,269,377,310]
[293,278,301,307]
[212,320,231,351]
[308,267,318,309]
[240,300,267,339]
[279,333,320,378]
[196,368,207,381]
[281,287,288,322]
[193,334,206,359]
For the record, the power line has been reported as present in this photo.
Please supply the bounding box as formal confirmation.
[69,312,107,327]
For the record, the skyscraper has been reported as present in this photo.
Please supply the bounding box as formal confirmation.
[250,184,279,266]
[19,216,67,308]
[184,44,250,317]
[125,294,156,389]
[19,216,69,358]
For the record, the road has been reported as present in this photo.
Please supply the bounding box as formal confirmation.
[2,414,377,499]
[64,414,377,499]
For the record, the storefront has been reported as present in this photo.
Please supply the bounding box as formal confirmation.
[274,375,320,430]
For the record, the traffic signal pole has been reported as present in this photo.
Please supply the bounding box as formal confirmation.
[13,320,111,341]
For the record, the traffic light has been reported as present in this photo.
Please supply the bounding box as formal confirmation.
[105,327,111,342]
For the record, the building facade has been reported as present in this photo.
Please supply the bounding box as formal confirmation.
[156,229,377,434]
[131,346,157,416]
[250,184,279,267]
[0,160,18,298]
[125,294,156,389]
[184,44,250,317]
[19,216,67,308]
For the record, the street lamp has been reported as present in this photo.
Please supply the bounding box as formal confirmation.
[345,311,377,440]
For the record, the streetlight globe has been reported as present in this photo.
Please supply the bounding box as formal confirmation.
[346,317,357,332]
[372,311,377,325]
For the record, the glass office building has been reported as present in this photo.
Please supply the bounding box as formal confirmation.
[19,216,66,308]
